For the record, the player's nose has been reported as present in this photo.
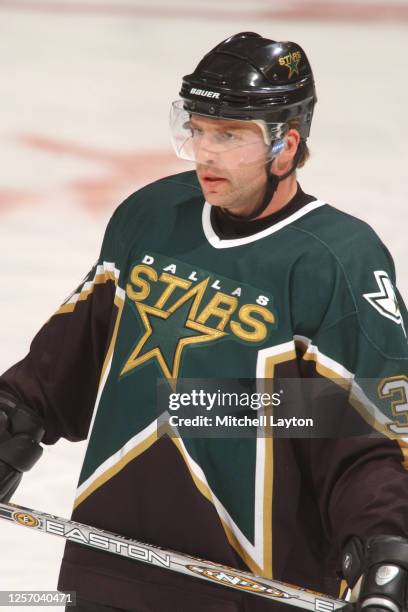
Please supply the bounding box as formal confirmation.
[195,140,220,165]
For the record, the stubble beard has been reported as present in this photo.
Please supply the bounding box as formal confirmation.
[205,179,266,218]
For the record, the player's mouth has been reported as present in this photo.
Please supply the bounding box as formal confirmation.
[200,174,228,188]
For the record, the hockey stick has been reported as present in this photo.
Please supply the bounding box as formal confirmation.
[0,501,350,611]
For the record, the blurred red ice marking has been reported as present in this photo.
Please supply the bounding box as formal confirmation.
[9,134,191,215]
[0,190,41,212]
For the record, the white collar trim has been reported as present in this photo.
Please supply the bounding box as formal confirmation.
[202,199,327,249]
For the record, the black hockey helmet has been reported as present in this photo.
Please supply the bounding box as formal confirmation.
[179,32,316,140]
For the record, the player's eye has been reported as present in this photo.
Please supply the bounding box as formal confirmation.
[219,131,240,142]
[186,122,204,138]
[183,120,201,135]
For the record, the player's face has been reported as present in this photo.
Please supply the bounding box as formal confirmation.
[193,116,271,215]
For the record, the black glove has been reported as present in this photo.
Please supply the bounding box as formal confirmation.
[0,391,45,502]
[341,535,408,612]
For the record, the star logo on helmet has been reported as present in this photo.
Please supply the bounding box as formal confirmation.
[279,51,302,79]
[286,56,300,79]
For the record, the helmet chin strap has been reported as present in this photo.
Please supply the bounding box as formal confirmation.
[221,140,306,222]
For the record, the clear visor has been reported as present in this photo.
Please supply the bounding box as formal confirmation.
[170,100,287,170]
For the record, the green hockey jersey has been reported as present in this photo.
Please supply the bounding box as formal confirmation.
[2,171,408,612]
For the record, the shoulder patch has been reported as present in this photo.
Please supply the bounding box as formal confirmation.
[363,270,406,338]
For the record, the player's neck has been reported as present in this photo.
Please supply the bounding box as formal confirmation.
[255,174,298,220]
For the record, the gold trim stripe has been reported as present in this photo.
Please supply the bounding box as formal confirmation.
[262,347,297,579]
[99,293,125,385]
[338,579,348,598]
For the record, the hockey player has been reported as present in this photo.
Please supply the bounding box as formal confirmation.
[1,32,408,612]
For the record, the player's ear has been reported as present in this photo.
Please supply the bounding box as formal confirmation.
[272,129,301,175]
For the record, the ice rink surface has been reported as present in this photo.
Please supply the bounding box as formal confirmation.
[0,0,407,608]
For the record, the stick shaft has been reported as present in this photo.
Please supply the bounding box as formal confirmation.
[0,501,347,611]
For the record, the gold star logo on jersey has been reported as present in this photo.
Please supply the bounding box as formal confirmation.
[121,292,226,388]
[122,262,276,387]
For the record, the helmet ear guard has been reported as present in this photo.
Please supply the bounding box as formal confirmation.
[270,138,286,158]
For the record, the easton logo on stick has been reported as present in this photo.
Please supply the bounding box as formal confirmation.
[44,519,171,568]
[186,565,296,598]
[12,512,39,528]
